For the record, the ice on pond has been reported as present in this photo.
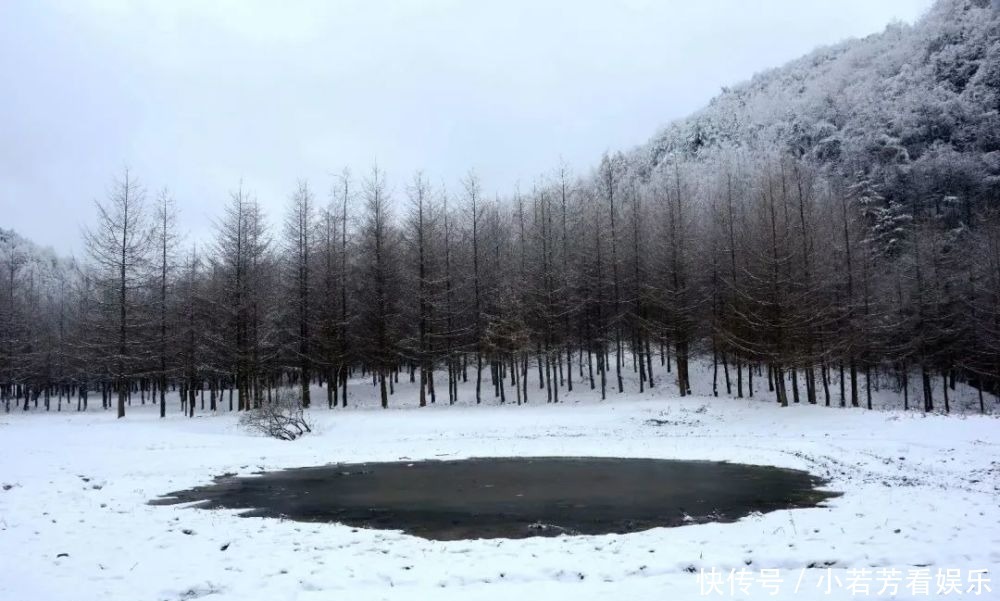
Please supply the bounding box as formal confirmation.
[152,456,837,540]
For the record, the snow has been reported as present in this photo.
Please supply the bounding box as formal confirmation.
[1,364,997,600]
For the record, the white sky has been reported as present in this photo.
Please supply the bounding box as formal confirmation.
[0,0,935,254]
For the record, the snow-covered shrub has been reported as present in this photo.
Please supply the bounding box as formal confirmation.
[238,389,313,441]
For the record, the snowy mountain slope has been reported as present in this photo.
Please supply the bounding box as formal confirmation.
[634,0,1000,198]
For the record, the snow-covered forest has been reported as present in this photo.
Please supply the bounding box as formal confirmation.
[2,0,999,419]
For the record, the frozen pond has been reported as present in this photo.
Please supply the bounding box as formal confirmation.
[152,457,837,540]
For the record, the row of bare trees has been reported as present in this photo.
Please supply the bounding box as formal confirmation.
[2,147,998,416]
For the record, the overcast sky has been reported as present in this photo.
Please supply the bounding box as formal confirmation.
[1,0,935,254]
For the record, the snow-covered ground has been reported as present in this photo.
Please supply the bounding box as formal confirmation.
[1,363,997,600]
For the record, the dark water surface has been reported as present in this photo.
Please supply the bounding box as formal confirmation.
[151,457,837,540]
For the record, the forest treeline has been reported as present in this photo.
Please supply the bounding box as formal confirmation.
[1,0,998,417]
[2,148,999,417]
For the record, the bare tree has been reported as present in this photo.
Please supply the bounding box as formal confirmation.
[356,164,400,408]
[83,169,152,418]
[153,189,179,418]
[283,181,316,408]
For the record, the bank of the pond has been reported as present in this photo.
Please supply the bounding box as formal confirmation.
[1,393,997,600]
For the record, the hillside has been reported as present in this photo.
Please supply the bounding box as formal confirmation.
[0,227,75,295]
[637,0,1000,208]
